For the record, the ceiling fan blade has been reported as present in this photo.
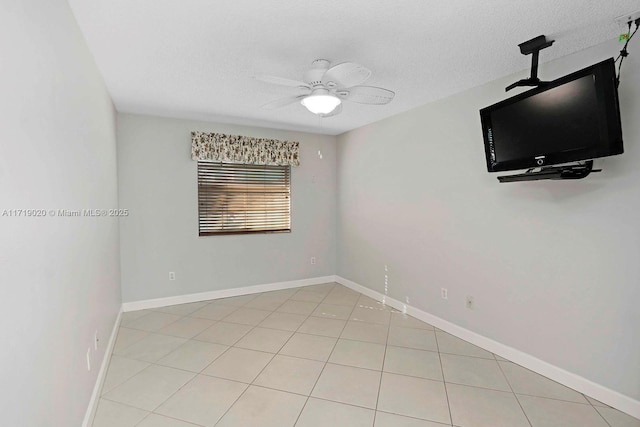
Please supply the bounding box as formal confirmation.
[261,95,306,110]
[322,62,371,88]
[255,74,310,89]
[318,103,342,118]
[340,86,395,105]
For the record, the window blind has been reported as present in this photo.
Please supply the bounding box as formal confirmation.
[198,161,291,235]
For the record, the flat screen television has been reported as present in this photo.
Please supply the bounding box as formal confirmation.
[480,58,623,173]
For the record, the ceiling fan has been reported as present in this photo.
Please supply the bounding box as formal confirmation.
[255,59,395,117]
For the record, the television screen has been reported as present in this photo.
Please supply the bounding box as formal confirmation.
[480,58,623,173]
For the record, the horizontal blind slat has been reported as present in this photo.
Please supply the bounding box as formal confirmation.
[197,161,291,235]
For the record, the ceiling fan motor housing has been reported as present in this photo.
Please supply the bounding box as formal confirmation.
[305,59,331,87]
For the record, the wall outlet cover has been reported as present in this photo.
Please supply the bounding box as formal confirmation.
[615,10,640,27]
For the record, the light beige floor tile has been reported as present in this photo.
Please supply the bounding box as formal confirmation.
[202,347,273,383]
[91,399,148,427]
[152,301,208,316]
[374,411,451,427]
[322,292,360,306]
[441,354,511,391]
[311,303,354,320]
[113,333,187,362]
[277,300,319,315]
[101,355,150,394]
[234,327,293,353]
[190,303,238,320]
[329,339,386,370]
[103,365,195,411]
[388,327,437,351]
[124,312,182,332]
[594,406,640,427]
[194,321,252,345]
[113,328,150,352]
[156,340,228,372]
[305,282,338,291]
[268,288,299,298]
[158,316,215,339]
[447,383,529,427]
[383,346,443,381]
[244,294,289,311]
[357,295,395,312]
[222,307,272,325]
[297,316,347,337]
[340,321,388,344]
[351,306,392,325]
[377,373,450,424]
[253,354,324,395]
[136,413,202,427]
[279,333,337,361]
[311,363,381,409]
[518,395,609,427]
[586,396,609,407]
[390,312,434,330]
[435,331,493,359]
[290,290,328,303]
[120,310,153,325]
[216,385,306,427]
[296,397,375,427]
[259,312,307,331]
[499,361,588,403]
[212,294,260,307]
[356,295,383,308]
[155,375,247,426]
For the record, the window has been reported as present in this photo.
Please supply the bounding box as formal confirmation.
[197,161,291,235]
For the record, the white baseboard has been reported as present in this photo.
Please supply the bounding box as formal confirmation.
[335,275,640,420]
[82,309,122,427]
[121,276,337,312]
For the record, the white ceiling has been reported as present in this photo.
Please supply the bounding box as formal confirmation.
[68,0,637,135]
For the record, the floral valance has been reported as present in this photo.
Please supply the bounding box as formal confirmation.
[191,131,300,167]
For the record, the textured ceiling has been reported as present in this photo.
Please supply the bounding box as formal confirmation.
[68,0,637,135]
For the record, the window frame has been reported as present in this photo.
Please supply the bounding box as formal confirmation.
[197,161,292,236]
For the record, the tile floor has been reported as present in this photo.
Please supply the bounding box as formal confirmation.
[92,283,640,427]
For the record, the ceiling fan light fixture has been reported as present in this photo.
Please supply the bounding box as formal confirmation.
[301,94,341,115]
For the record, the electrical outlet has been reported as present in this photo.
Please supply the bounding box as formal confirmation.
[615,10,640,27]
[169,272,175,281]
[310,257,316,265]
[86,348,91,371]
[94,330,99,351]
[384,264,388,272]
[466,295,474,310]
[405,296,410,304]
[441,288,448,300]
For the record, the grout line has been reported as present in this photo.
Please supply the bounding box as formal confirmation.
[289,287,337,426]
[371,296,393,427]
[587,400,614,427]
[495,352,533,427]
[435,327,455,426]
[292,284,360,426]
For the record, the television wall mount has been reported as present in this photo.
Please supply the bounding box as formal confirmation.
[505,35,555,92]
[497,160,601,183]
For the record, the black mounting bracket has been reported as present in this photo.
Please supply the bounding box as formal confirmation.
[505,35,555,92]
[497,160,601,183]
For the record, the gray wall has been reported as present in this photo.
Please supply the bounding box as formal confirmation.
[0,1,121,426]
[337,39,639,401]
[117,113,336,302]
